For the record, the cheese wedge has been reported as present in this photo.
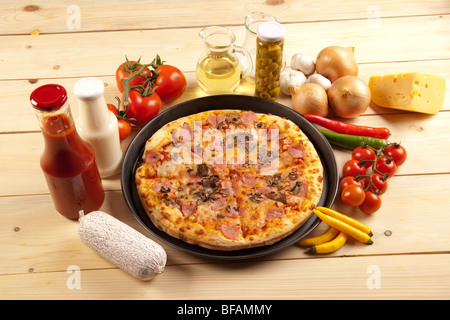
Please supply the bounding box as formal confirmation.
[368,72,446,114]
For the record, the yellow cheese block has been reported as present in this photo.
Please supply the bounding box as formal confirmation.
[368,72,446,114]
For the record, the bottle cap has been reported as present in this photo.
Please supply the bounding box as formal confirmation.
[257,21,285,42]
[73,77,105,101]
[30,84,68,111]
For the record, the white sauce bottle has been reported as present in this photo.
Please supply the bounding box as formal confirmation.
[74,77,123,178]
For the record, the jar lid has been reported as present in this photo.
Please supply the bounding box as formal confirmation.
[73,77,105,101]
[30,84,68,111]
[257,21,285,42]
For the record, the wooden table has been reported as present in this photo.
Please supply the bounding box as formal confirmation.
[1,0,449,301]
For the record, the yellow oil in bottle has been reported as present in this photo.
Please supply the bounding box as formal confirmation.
[196,54,241,93]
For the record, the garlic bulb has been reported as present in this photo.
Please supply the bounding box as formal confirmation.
[307,74,332,91]
[280,68,307,96]
[290,53,315,76]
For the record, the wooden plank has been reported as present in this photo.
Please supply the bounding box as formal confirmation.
[1,59,449,134]
[328,111,450,176]
[1,109,449,196]
[1,253,449,299]
[360,60,450,116]
[2,0,449,35]
[0,191,202,276]
[0,131,131,196]
[2,173,450,276]
[0,73,207,134]
[273,173,450,260]
[2,0,449,302]
[0,15,448,80]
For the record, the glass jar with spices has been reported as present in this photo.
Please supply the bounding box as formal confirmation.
[254,21,285,101]
[30,84,105,220]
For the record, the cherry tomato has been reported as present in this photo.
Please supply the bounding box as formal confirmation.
[341,184,366,206]
[359,191,382,214]
[376,156,397,178]
[107,103,131,141]
[122,89,161,126]
[384,144,407,167]
[364,172,388,195]
[342,159,366,178]
[339,176,364,192]
[155,64,186,103]
[107,103,119,116]
[352,146,376,168]
[117,118,132,141]
[115,60,150,93]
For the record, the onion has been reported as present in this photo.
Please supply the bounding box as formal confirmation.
[315,46,358,82]
[327,76,371,118]
[289,83,328,117]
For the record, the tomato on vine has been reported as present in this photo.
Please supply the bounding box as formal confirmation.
[342,159,366,177]
[339,176,364,192]
[114,55,186,127]
[376,156,397,179]
[338,140,407,214]
[107,103,119,116]
[117,118,132,141]
[341,184,366,206]
[364,172,388,195]
[352,146,376,168]
[115,57,152,93]
[121,88,161,126]
[107,99,133,141]
[384,143,407,167]
[359,191,382,215]
[151,55,187,103]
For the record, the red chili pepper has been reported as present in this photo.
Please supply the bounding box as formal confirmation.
[304,114,391,139]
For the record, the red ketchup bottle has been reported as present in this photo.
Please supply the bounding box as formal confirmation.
[30,84,105,219]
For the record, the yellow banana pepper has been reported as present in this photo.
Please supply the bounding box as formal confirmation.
[316,206,373,236]
[308,231,348,254]
[313,209,373,244]
[298,227,340,247]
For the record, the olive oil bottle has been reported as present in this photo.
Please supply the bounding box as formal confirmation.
[196,26,252,94]
[196,53,241,94]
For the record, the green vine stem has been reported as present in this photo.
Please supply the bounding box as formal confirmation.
[354,142,397,195]
[112,96,136,122]
[120,61,160,111]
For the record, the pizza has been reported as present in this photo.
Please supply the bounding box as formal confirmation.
[135,109,323,251]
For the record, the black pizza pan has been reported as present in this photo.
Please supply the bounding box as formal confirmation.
[121,94,338,260]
